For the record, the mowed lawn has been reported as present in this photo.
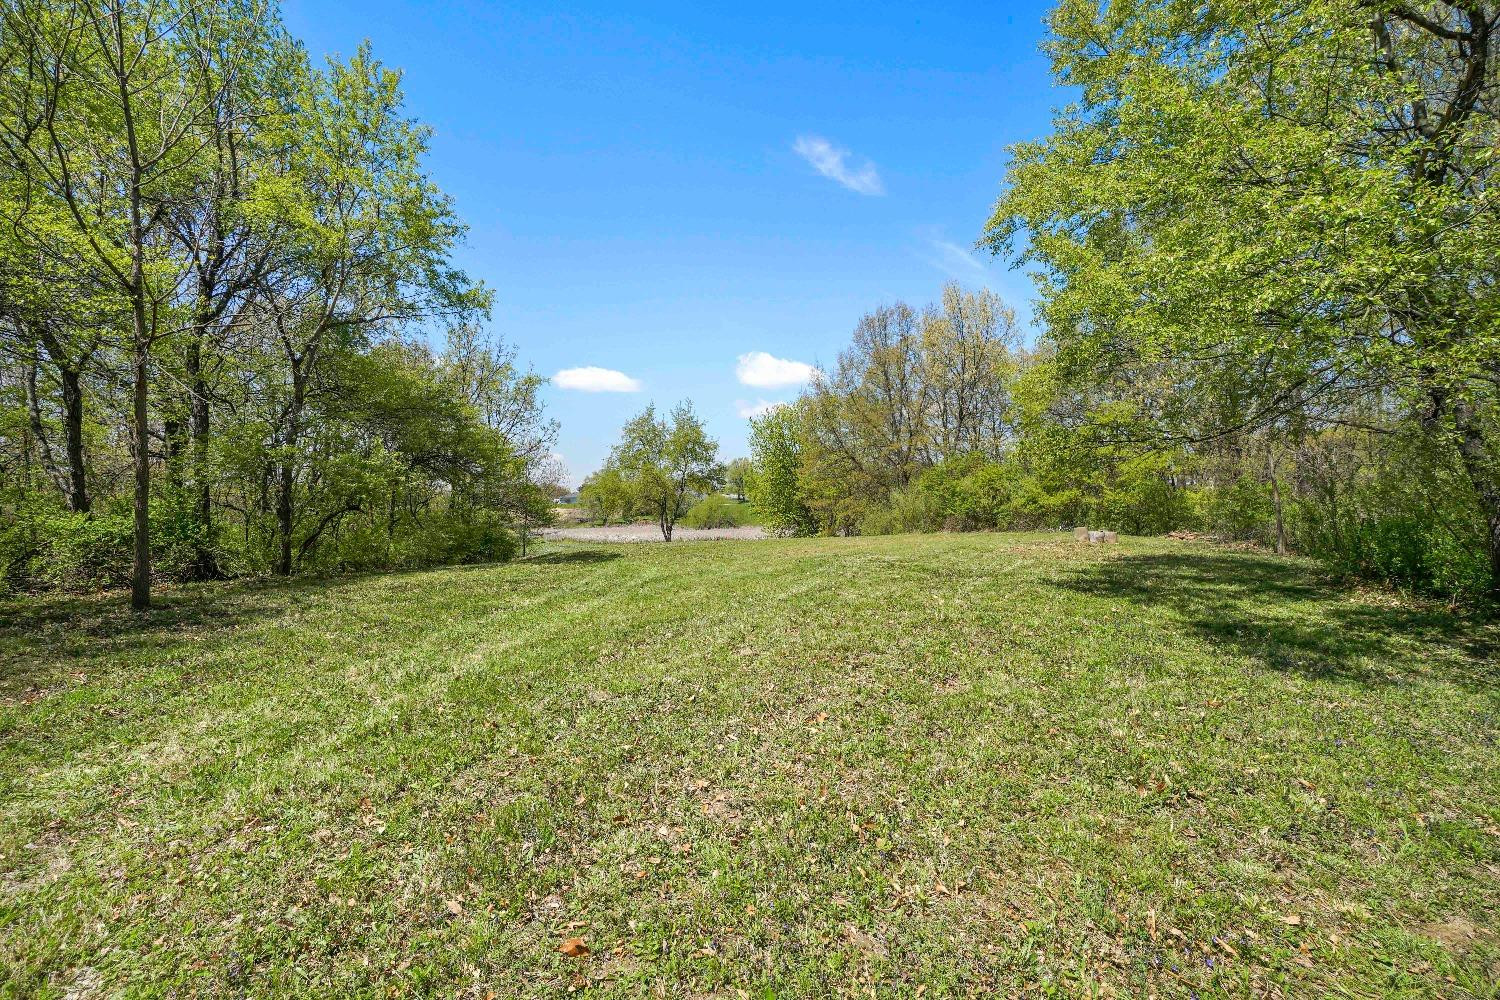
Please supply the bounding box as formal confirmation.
[2,535,1497,999]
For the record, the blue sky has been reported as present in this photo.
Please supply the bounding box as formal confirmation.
[282,1,1062,485]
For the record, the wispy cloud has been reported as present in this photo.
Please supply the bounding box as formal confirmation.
[792,135,884,196]
[924,236,990,281]
[735,399,785,419]
[736,351,817,389]
[553,366,642,392]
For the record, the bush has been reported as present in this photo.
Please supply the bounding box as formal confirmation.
[0,497,133,592]
[1285,433,1492,601]
[1087,452,1194,535]
[682,495,748,529]
[1191,477,1272,543]
[856,505,904,536]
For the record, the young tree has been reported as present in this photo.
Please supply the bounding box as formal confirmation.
[611,402,720,540]
[578,465,633,525]
[747,403,814,535]
[725,457,751,502]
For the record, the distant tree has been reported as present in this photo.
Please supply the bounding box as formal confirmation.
[578,465,632,525]
[611,402,720,540]
[747,403,815,535]
[725,457,751,501]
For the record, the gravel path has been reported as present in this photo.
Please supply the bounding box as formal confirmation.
[540,524,769,543]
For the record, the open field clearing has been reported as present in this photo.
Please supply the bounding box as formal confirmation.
[540,525,768,543]
[2,533,1497,998]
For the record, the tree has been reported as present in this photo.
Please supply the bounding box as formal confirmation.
[725,458,751,502]
[256,45,487,575]
[578,465,633,525]
[0,0,267,607]
[0,0,529,597]
[986,0,1500,592]
[610,402,720,540]
[747,403,814,535]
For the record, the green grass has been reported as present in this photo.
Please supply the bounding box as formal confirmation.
[2,533,1497,998]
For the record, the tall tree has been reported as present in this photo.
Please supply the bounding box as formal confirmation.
[257,45,487,575]
[0,0,273,607]
[746,404,815,535]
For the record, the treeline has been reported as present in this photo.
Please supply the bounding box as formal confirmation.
[749,279,1495,599]
[0,0,558,607]
[748,3,1500,603]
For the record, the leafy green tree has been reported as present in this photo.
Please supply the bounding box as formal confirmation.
[0,0,532,597]
[725,457,751,502]
[747,403,815,535]
[0,0,277,607]
[579,466,633,525]
[986,0,1500,592]
[255,45,488,575]
[610,402,720,540]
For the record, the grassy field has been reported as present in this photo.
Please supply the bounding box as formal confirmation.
[2,533,1497,998]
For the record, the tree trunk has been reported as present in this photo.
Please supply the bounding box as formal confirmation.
[164,415,186,483]
[57,365,90,513]
[184,331,217,577]
[30,325,93,513]
[130,329,151,611]
[21,352,67,500]
[1451,398,1500,594]
[276,458,294,576]
[275,368,306,576]
[1268,450,1286,556]
[190,341,211,529]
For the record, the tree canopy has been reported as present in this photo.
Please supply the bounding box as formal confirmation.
[0,0,555,604]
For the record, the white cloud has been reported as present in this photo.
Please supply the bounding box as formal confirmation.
[553,366,642,393]
[735,399,785,419]
[926,237,990,280]
[736,351,816,389]
[792,135,884,196]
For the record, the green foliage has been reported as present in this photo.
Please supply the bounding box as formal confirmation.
[603,402,720,540]
[724,457,751,502]
[1192,478,1275,547]
[680,495,750,529]
[1285,434,1493,601]
[984,0,1500,595]
[746,404,815,535]
[578,466,635,525]
[0,0,537,604]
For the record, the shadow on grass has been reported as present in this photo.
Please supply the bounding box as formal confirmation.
[1,546,632,697]
[1058,550,1498,690]
[521,549,622,565]
[0,574,365,696]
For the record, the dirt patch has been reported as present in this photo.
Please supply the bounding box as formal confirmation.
[1416,916,1492,953]
[540,524,768,543]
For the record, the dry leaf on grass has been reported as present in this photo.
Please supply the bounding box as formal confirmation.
[559,937,589,958]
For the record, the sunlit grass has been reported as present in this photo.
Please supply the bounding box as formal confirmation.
[2,533,1496,998]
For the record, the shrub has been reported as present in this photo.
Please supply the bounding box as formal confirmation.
[682,495,747,529]
[1191,477,1272,543]
[0,497,133,592]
